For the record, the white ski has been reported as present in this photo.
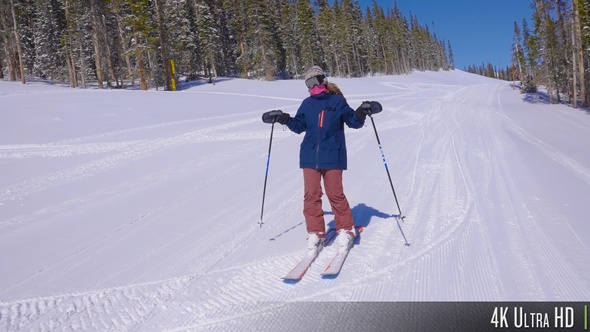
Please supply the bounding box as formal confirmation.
[282,228,338,281]
[282,253,318,281]
[321,252,350,277]
[321,226,363,277]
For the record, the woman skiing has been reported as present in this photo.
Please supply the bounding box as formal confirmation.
[262,65,374,255]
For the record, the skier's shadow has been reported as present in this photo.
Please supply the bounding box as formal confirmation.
[325,203,410,246]
[268,203,387,242]
[326,203,389,230]
[269,203,410,246]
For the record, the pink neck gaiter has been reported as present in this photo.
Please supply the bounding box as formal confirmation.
[309,84,328,96]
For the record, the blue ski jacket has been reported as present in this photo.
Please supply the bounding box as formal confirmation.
[286,92,364,170]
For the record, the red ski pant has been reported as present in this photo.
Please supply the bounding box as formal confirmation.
[303,168,354,237]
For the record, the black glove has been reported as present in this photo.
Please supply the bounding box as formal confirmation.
[355,101,383,120]
[369,101,383,114]
[262,110,291,124]
[276,112,291,125]
[355,101,372,120]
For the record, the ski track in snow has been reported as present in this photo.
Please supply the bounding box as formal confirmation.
[1,74,589,331]
[0,118,281,203]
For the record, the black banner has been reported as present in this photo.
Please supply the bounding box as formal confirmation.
[246,302,589,331]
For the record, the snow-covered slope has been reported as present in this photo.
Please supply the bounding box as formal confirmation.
[1,70,589,331]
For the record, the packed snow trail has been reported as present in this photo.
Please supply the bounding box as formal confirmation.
[1,71,589,331]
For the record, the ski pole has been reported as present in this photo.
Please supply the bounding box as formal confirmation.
[259,110,286,227]
[368,113,405,221]
[259,121,275,228]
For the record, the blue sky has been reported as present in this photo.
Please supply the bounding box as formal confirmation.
[356,0,534,70]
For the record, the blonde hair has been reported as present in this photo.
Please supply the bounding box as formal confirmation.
[326,82,343,96]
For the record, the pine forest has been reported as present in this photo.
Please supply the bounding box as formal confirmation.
[0,0,451,90]
[1,0,589,110]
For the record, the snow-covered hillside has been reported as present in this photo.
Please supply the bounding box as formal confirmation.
[1,70,589,331]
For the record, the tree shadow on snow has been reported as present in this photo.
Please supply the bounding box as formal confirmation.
[177,77,235,90]
[522,92,590,115]
[522,91,551,105]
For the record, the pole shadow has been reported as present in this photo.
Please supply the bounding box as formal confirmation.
[268,220,305,242]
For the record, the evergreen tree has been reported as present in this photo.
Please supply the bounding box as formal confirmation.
[574,0,589,106]
[447,40,455,69]
[124,0,154,90]
[223,0,250,78]
[247,0,279,80]
[361,5,379,75]
[191,0,221,79]
[90,0,106,88]
[512,21,526,86]
[316,0,349,77]
[279,0,300,77]
[297,0,320,72]
[534,0,562,103]
[215,0,237,77]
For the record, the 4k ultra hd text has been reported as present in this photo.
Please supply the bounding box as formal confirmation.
[491,305,588,329]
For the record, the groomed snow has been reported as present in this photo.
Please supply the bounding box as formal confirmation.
[1,70,589,331]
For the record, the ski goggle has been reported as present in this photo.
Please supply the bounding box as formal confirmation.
[305,75,325,89]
